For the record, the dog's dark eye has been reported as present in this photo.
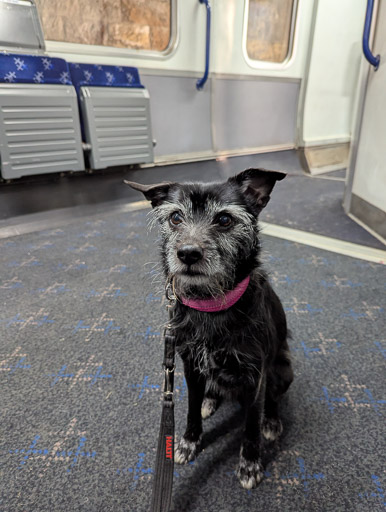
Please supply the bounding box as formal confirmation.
[170,212,183,226]
[218,214,232,227]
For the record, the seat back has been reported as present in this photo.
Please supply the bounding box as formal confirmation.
[0,54,85,179]
[69,63,153,169]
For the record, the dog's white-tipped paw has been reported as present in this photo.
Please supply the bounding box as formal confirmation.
[262,417,283,441]
[175,437,200,464]
[201,397,218,419]
[236,456,264,490]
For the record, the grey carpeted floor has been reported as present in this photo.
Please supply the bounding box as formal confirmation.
[0,207,385,512]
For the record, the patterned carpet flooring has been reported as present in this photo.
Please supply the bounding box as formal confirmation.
[0,207,385,512]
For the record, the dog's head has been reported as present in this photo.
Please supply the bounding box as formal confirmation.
[125,168,285,298]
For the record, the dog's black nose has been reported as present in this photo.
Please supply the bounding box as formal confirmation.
[177,245,203,265]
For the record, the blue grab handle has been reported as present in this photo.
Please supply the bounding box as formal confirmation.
[196,0,211,90]
[363,0,380,70]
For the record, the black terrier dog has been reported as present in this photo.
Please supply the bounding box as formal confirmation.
[125,168,293,489]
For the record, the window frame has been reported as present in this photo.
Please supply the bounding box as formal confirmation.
[242,0,299,70]
[42,0,178,62]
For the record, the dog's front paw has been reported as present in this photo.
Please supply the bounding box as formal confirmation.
[262,417,283,441]
[175,437,200,464]
[201,397,219,419]
[236,456,264,490]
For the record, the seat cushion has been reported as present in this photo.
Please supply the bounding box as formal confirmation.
[69,63,143,90]
[0,53,72,85]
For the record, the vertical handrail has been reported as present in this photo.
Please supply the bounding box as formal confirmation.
[363,0,380,70]
[196,0,211,90]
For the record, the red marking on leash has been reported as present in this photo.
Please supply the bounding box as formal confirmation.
[165,436,173,460]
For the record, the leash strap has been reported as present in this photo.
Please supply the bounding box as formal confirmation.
[150,325,176,512]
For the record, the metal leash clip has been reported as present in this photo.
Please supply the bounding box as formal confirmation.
[163,364,175,399]
[165,282,177,306]
[163,324,173,336]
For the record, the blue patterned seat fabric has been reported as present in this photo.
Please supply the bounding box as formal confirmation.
[69,63,143,90]
[0,54,143,90]
[0,52,72,85]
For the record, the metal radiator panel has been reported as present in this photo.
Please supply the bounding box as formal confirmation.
[0,84,85,179]
[79,87,154,169]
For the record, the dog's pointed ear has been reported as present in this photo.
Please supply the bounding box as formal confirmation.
[228,168,286,212]
[124,180,174,207]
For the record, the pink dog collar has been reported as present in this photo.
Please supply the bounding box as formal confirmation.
[181,276,250,312]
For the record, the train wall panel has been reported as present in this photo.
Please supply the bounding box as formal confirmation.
[212,78,299,152]
[141,74,212,159]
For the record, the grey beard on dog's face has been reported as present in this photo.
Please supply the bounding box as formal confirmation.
[125,168,286,299]
[150,186,260,299]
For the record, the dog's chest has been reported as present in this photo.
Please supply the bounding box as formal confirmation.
[185,340,260,391]
[195,344,230,373]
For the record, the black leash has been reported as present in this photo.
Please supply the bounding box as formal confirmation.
[150,285,177,512]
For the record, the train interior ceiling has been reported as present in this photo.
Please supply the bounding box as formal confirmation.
[0,1,385,511]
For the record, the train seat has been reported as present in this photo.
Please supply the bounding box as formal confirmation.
[0,53,85,180]
[69,62,154,170]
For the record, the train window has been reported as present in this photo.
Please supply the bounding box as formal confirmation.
[35,0,172,52]
[246,0,296,63]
